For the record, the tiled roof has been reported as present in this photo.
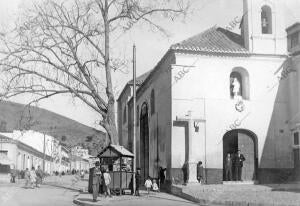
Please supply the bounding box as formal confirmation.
[127,69,153,86]
[171,26,249,54]
[98,144,133,157]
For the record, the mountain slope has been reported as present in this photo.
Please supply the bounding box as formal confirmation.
[0,101,107,155]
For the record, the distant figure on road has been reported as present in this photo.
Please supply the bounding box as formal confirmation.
[224,153,232,181]
[10,165,16,183]
[233,149,246,181]
[81,170,85,179]
[24,168,30,188]
[159,167,167,185]
[36,165,43,187]
[197,161,204,184]
[92,162,102,202]
[30,166,37,189]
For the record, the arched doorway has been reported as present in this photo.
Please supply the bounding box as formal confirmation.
[140,102,149,181]
[223,129,258,181]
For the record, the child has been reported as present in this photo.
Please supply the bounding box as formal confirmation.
[144,176,152,196]
[103,168,112,198]
[152,179,159,192]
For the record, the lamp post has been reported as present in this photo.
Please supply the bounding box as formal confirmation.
[133,44,137,195]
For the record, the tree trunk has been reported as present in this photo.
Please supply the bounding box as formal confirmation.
[103,0,118,145]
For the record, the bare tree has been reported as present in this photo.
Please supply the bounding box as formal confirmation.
[0,0,188,145]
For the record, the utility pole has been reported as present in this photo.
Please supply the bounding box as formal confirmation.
[43,133,46,172]
[133,44,137,195]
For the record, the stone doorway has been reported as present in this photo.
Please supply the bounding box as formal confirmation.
[140,103,149,182]
[223,129,258,182]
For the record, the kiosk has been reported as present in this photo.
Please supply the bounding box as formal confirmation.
[98,145,134,195]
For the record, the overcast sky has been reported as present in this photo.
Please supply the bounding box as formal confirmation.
[0,0,299,130]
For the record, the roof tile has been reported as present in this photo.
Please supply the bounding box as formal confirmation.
[171,26,249,54]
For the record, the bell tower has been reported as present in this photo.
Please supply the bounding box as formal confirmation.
[242,0,286,54]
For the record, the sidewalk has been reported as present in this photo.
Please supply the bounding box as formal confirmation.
[170,183,300,206]
[43,174,88,192]
[73,190,195,206]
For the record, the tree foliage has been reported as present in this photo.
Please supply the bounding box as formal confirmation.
[0,0,188,145]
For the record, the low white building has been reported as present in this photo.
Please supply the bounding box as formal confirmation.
[0,130,71,174]
[0,134,53,182]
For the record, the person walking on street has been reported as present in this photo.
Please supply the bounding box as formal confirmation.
[225,153,233,181]
[35,165,43,187]
[10,165,16,183]
[197,161,204,184]
[92,162,102,202]
[233,149,246,181]
[144,176,152,197]
[24,168,30,188]
[103,168,112,198]
[29,166,37,189]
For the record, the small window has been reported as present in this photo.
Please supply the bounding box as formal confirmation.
[294,132,299,145]
[291,32,299,48]
[151,89,155,115]
[123,105,127,124]
[261,5,272,34]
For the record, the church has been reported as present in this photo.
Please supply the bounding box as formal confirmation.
[117,0,300,185]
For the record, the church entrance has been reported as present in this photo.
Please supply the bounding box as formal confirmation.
[140,103,149,182]
[223,129,258,182]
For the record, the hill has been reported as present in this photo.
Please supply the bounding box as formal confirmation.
[0,101,107,156]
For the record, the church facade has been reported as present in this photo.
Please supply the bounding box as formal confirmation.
[118,0,300,184]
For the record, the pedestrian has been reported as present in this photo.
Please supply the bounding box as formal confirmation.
[135,168,141,196]
[144,176,152,197]
[233,149,246,181]
[159,167,167,186]
[152,179,159,192]
[24,168,30,188]
[103,168,112,198]
[81,170,85,179]
[224,153,233,181]
[10,165,16,183]
[182,163,188,184]
[197,161,204,184]
[29,166,37,189]
[92,162,102,202]
[35,165,43,187]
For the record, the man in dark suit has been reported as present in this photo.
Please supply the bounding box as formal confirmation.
[224,153,232,181]
[92,162,102,202]
[234,149,246,181]
[135,168,141,196]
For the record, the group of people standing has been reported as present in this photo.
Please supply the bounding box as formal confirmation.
[224,149,246,181]
[92,162,112,202]
[130,166,166,196]
[24,165,44,189]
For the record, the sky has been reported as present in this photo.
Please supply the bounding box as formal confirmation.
[0,0,299,131]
